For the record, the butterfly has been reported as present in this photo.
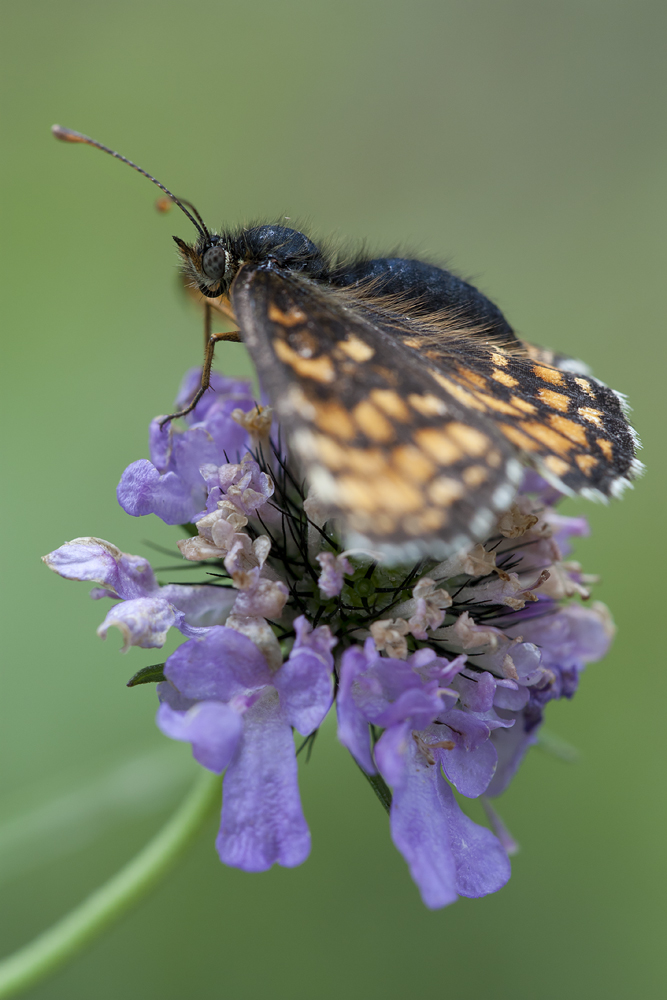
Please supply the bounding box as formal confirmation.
[53,126,642,562]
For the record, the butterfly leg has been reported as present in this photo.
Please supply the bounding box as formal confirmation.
[160,310,242,426]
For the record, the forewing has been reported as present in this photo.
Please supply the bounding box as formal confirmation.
[387,327,640,499]
[232,265,523,560]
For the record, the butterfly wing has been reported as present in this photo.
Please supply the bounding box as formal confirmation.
[387,325,641,500]
[232,264,524,560]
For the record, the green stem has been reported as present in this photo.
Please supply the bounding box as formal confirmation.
[355,761,392,814]
[0,769,221,999]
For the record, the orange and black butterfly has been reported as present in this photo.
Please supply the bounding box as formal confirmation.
[53,126,642,562]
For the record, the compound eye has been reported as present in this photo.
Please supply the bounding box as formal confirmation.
[202,244,228,281]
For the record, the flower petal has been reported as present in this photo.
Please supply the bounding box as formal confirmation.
[157,701,243,772]
[385,735,458,908]
[439,737,498,798]
[165,625,272,701]
[274,653,333,737]
[158,584,236,626]
[337,644,376,773]
[217,689,310,871]
[97,597,180,652]
[117,459,199,525]
[438,775,511,897]
[42,537,158,600]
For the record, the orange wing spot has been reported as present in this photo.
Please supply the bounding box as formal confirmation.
[510,396,538,414]
[575,377,596,398]
[543,455,571,478]
[499,424,541,452]
[447,423,489,456]
[313,401,357,440]
[312,435,348,470]
[401,336,425,348]
[408,393,448,416]
[596,437,613,461]
[343,448,389,476]
[350,511,397,535]
[575,453,598,475]
[492,368,519,387]
[548,414,588,445]
[337,334,375,362]
[352,400,395,442]
[337,476,385,512]
[427,476,466,506]
[462,465,489,487]
[372,472,425,514]
[268,302,307,326]
[491,352,509,367]
[533,365,565,386]
[468,391,524,416]
[391,445,435,482]
[538,388,570,412]
[456,366,488,390]
[273,339,335,382]
[430,371,488,412]
[520,421,575,455]
[370,388,410,420]
[414,427,462,464]
[487,449,502,468]
[578,406,603,427]
[404,508,447,534]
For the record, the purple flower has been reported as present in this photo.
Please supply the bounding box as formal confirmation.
[157,616,335,871]
[117,370,256,525]
[44,364,622,908]
[42,536,234,651]
[315,551,353,598]
[337,638,511,906]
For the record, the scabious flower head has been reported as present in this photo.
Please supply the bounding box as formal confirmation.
[43,368,616,907]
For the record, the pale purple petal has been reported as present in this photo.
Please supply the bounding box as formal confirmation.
[486,707,542,796]
[374,721,412,788]
[511,642,544,685]
[274,621,335,736]
[439,738,498,798]
[374,687,444,731]
[316,551,352,598]
[149,418,172,472]
[117,460,199,524]
[42,537,158,600]
[174,368,253,426]
[292,616,337,661]
[437,709,491,750]
[513,603,613,670]
[493,683,530,711]
[230,579,289,619]
[97,597,180,652]
[386,736,458,908]
[439,775,511,897]
[157,700,243,772]
[159,584,236,626]
[217,689,310,871]
[337,643,375,773]
[165,625,272,701]
[453,670,497,712]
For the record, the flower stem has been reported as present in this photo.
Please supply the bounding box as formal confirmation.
[0,769,221,999]
[355,761,392,814]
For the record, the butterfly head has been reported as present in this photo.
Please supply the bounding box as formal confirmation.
[174,224,326,298]
[173,233,236,298]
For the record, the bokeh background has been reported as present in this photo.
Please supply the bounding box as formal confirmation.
[1,2,665,997]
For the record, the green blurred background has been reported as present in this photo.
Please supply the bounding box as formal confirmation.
[1,1,665,997]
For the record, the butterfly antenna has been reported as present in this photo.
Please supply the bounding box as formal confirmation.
[51,125,210,240]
